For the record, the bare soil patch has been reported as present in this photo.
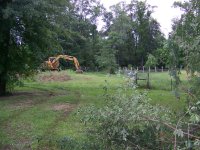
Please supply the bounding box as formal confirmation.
[3,91,58,110]
[51,103,76,115]
[0,91,54,100]
[37,73,71,82]
[8,99,34,110]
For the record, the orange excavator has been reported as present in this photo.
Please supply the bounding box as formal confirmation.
[43,55,83,73]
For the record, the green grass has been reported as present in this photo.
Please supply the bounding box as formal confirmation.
[0,70,188,149]
[136,71,187,111]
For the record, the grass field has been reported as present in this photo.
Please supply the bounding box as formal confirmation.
[0,70,188,149]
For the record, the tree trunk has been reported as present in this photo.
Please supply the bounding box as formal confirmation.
[0,17,10,96]
[141,56,144,67]
[0,74,7,96]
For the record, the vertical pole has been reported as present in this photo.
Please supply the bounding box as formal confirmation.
[180,65,182,74]
[147,72,150,89]
[143,66,144,73]
[171,78,173,91]
[135,72,138,84]
[149,67,150,72]
[118,67,121,76]
[137,67,138,71]
[162,66,163,72]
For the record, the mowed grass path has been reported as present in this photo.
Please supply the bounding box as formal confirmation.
[0,70,187,149]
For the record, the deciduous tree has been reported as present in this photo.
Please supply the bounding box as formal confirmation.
[0,0,68,95]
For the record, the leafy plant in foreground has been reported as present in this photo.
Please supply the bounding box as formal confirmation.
[78,82,173,149]
[77,78,200,149]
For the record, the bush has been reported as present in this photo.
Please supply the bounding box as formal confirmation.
[76,80,200,149]
[145,54,157,68]
[78,82,172,149]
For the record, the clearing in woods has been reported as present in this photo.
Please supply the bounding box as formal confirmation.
[0,70,186,149]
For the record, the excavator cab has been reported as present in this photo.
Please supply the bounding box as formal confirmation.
[49,57,56,63]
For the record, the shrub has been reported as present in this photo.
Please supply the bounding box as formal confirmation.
[76,80,200,149]
[145,54,157,68]
[78,82,172,149]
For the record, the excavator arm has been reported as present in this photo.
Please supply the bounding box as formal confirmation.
[44,55,83,73]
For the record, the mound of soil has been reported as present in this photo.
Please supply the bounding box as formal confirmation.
[37,73,71,82]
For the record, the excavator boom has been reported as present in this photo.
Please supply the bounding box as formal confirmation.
[43,55,83,73]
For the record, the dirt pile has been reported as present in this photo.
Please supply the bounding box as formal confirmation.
[37,72,71,82]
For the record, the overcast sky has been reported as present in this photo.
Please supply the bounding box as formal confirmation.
[99,0,185,37]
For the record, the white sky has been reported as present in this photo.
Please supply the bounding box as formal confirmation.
[99,0,185,37]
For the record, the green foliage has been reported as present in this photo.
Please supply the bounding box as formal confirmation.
[167,0,200,149]
[61,0,103,69]
[170,0,200,100]
[145,53,157,68]
[0,0,68,95]
[76,76,200,149]
[101,0,165,67]
[154,42,170,67]
[95,39,117,74]
[78,82,171,149]
[172,0,200,73]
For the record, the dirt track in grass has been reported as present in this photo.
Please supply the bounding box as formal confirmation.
[0,86,79,150]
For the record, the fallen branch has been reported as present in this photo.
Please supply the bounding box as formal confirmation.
[141,116,200,140]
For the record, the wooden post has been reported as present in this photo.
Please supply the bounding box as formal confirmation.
[171,78,173,91]
[143,66,144,73]
[135,72,138,84]
[155,66,157,72]
[180,65,182,73]
[118,67,121,75]
[162,66,163,72]
[123,67,126,73]
[147,72,150,89]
